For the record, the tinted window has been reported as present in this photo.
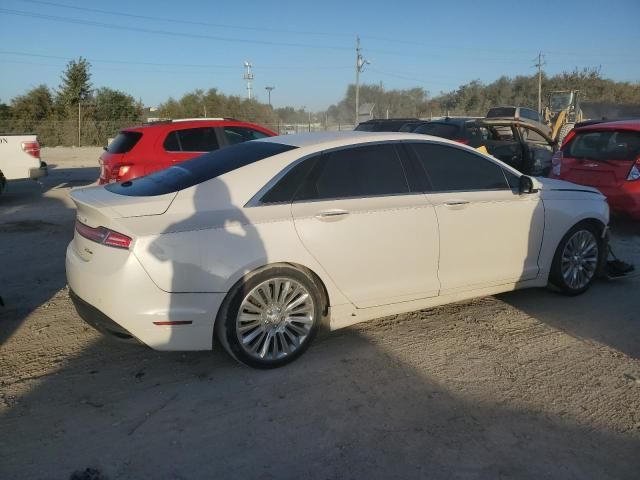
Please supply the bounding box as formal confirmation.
[566,130,640,161]
[163,131,180,151]
[414,123,461,139]
[503,169,520,189]
[106,141,297,196]
[354,123,375,132]
[409,143,508,191]
[260,156,319,204]
[520,109,539,121]
[487,107,516,118]
[224,126,270,145]
[177,127,219,152]
[106,131,142,154]
[295,144,409,201]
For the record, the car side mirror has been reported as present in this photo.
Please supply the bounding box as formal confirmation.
[519,175,535,194]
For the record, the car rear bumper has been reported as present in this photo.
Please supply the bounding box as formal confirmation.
[69,289,140,343]
[29,161,48,179]
[66,240,225,351]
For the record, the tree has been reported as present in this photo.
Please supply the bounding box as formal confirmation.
[92,87,141,121]
[56,57,92,111]
[10,85,54,131]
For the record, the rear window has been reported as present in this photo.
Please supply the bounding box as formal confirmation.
[487,107,516,118]
[565,130,640,161]
[413,123,461,139]
[105,141,297,196]
[106,131,142,154]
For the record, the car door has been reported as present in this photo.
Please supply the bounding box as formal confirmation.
[290,142,440,308]
[155,127,221,173]
[407,141,544,294]
[518,125,555,176]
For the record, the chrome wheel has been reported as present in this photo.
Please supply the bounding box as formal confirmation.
[236,278,315,361]
[560,229,599,290]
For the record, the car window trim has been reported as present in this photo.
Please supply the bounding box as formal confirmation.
[402,140,516,193]
[247,141,415,207]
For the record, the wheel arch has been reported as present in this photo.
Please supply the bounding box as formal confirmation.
[214,261,332,342]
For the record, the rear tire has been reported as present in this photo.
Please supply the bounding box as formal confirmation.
[549,222,603,295]
[216,265,323,369]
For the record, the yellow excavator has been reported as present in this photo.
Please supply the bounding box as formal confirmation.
[544,90,640,144]
[543,90,583,144]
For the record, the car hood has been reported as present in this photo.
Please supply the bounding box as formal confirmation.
[533,177,602,195]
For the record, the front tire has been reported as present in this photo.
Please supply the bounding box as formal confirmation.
[549,222,603,295]
[216,265,323,369]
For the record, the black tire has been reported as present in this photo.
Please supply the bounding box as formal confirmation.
[549,221,603,295]
[215,265,323,369]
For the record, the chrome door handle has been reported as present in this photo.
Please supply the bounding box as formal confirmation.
[315,209,350,221]
[444,200,470,206]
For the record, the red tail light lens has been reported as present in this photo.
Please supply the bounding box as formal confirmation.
[75,220,132,249]
[455,138,470,145]
[21,141,40,158]
[116,164,132,179]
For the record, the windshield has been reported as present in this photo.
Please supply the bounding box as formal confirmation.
[106,141,297,196]
[550,93,572,112]
[565,130,640,161]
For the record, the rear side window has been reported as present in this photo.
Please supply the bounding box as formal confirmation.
[106,141,297,196]
[295,144,409,201]
[224,126,270,145]
[409,143,508,192]
[163,127,219,152]
[355,123,375,132]
[566,130,640,161]
[414,123,461,139]
[260,156,319,204]
[106,131,142,154]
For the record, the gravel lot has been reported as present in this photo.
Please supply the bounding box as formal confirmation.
[1,147,639,479]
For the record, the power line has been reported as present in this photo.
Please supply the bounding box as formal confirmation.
[0,8,352,51]
[0,51,352,72]
[18,0,352,38]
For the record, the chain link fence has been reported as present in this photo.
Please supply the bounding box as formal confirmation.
[0,119,360,146]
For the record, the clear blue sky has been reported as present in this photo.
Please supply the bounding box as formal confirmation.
[1,0,639,111]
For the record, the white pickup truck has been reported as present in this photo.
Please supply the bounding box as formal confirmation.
[0,134,48,194]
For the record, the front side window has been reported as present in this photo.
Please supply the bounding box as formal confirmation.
[409,143,509,192]
[224,126,270,145]
[295,144,409,201]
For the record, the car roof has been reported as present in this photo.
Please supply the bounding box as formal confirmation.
[121,118,268,132]
[576,119,640,132]
[259,130,464,150]
[358,118,419,123]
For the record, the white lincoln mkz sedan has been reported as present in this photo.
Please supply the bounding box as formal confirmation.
[66,132,609,368]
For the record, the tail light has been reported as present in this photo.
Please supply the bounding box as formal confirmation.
[455,138,470,145]
[116,164,132,180]
[551,150,563,176]
[21,141,40,159]
[75,220,132,249]
[627,157,640,181]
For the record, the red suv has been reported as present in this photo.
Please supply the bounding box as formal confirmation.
[99,118,277,184]
[550,119,640,219]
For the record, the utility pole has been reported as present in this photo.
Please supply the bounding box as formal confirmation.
[265,86,274,106]
[354,35,370,125]
[243,61,254,100]
[534,52,545,114]
[78,101,81,147]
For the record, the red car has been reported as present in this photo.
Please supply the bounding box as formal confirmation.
[99,118,276,184]
[550,119,640,219]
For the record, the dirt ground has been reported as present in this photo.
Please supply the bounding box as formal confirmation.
[1,147,639,480]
